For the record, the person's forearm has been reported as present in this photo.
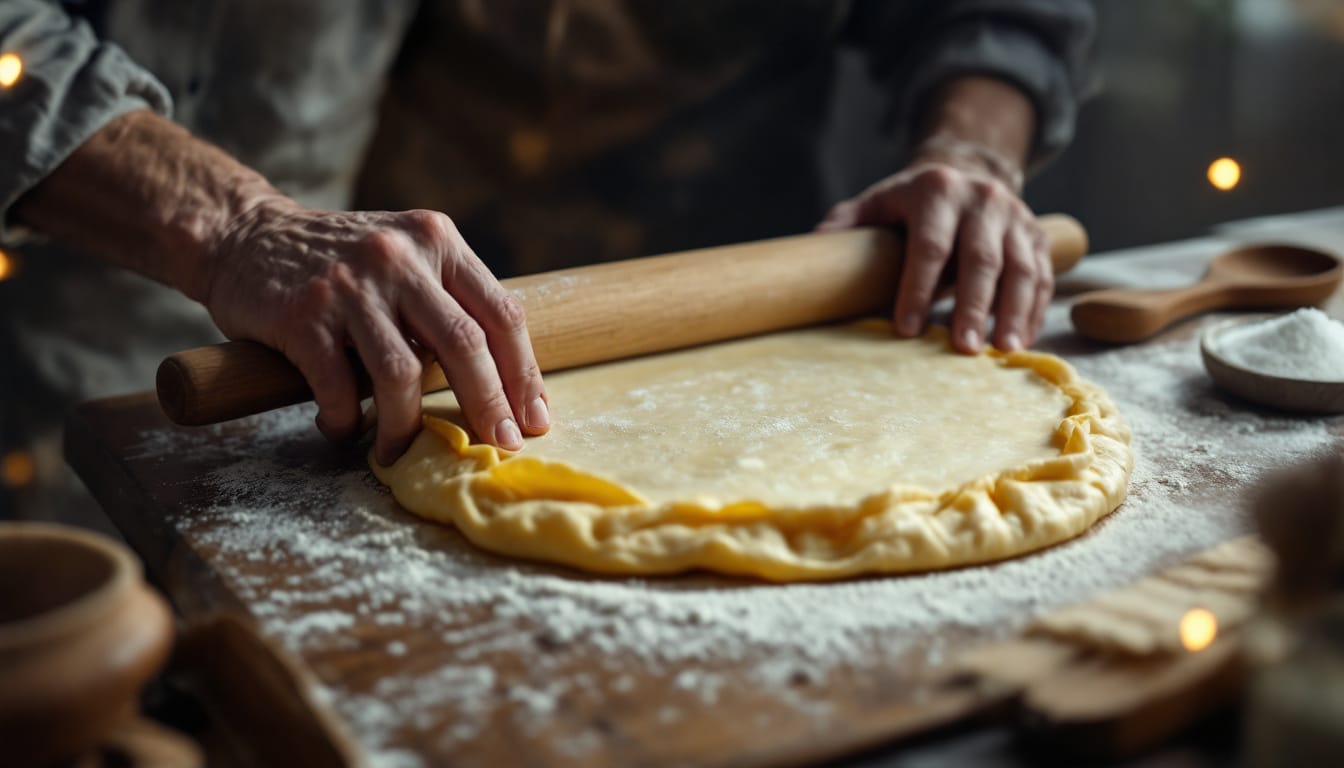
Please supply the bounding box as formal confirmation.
[12,108,549,459]
[11,109,284,302]
[912,75,1037,191]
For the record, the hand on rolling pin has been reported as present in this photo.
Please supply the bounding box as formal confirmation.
[816,76,1050,353]
[15,111,548,463]
[204,201,551,464]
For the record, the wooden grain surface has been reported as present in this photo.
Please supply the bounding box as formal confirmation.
[64,392,1015,767]
[63,220,1344,767]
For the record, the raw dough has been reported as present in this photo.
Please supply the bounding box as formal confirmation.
[372,321,1133,581]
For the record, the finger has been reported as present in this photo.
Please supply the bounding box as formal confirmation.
[421,219,549,436]
[402,284,524,452]
[892,196,958,337]
[279,275,363,441]
[1027,230,1055,345]
[348,304,426,466]
[990,225,1038,352]
[950,202,1010,354]
[400,210,549,436]
[286,325,361,441]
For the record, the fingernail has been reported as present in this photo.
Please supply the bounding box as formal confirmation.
[962,328,981,351]
[494,418,523,450]
[525,396,550,430]
[375,444,397,468]
[1003,332,1023,351]
[899,313,922,337]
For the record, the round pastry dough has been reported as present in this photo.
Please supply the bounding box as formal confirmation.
[372,321,1132,581]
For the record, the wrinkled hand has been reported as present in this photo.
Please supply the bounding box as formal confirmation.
[203,200,549,464]
[817,151,1052,353]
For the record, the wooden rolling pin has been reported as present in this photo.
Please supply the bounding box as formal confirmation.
[158,215,1087,426]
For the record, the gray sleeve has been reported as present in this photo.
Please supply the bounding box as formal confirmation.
[0,1,172,244]
[845,0,1095,171]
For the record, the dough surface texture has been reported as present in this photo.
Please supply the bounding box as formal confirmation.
[372,321,1132,581]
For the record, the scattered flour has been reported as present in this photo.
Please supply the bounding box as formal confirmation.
[130,248,1342,767]
[1217,308,1344,381]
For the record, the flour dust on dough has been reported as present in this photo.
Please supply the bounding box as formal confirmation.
[372,321,1133,581]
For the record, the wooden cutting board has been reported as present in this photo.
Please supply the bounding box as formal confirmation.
[59,217,1344,766]
[65,393,1016,767]
[65,392,1280,767]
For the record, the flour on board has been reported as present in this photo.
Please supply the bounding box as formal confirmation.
[132,296,1340,768]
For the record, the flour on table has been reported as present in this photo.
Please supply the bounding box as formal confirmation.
[133,291,1340,768]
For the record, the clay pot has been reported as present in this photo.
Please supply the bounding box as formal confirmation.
[0,522,174,768]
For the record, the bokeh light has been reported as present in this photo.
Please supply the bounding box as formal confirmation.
[1180,608,1218,652]
[0,249,14,282]
[0,53,21,88]
[1207,157,1241,191]
[1,451,36,489]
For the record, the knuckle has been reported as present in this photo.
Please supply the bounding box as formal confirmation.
[374,351,422,389]
[405,209,456,242]
[476,389,512,418]
[973,178,1007,204]
[905,231,951,261]
[359,230,407,272]
[962,245,1002,273]
[1040,271,1056,293]
[490,292,529,332]
[916,165,959,195]
[958,302,991,324]
[517,361,542,386]
[441,314,488,355]
[1007,249,1038,280]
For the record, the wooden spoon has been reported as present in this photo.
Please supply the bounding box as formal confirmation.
[1070,243,1343,343]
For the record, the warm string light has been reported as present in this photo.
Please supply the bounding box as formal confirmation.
[1207,157,1241,191]
[1180,608,1218,652]
[1,451,36,489]
[0,52,21,88]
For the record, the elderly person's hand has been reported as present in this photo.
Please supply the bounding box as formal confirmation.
[15,110,548,465]
[205,202,549,465]
[816,76,1050,354]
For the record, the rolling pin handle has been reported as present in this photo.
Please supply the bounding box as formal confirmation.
[157,342,312,426]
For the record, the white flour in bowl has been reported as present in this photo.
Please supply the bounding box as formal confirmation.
[1217,308,1344,381]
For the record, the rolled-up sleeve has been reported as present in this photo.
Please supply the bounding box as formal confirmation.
[846,0,1095,170]
[0,1,171,243]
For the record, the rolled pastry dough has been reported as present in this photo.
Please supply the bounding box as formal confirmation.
[372,321,1132,581]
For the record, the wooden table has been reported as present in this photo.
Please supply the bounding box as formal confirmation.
[65,209,1344,767]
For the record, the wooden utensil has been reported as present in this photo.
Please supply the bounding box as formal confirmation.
[955,536,1272,760]
[1201,314,1344,413]
[0,523,178,768]
[158,215,1088,426]
[1070,243,1343,344]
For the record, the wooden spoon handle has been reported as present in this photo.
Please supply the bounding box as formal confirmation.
[158,214,1087,425]
[1070,282,1231,343]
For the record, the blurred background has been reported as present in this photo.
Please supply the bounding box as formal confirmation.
[825,0,1344,251]
[2,0,1343,518]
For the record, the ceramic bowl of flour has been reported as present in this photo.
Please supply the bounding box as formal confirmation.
[1201,309,1344,413]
